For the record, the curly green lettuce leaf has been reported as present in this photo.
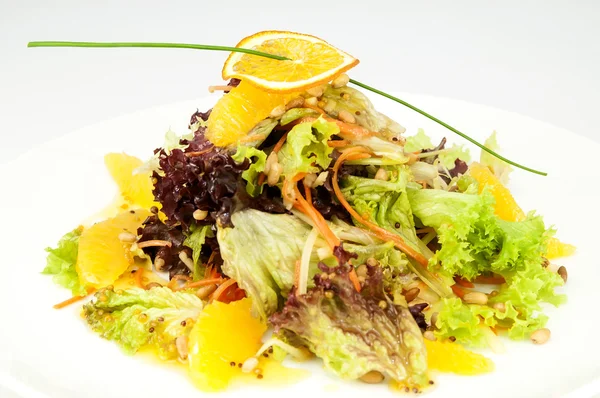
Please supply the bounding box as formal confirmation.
[232,145,268,196]
[409,188,565,340]
[271,264,428,387]
[434,298,497,347]
[217,209,320,319]
[404,129,434,153]
[480,131,512,184]
[83,286,203,358]
[183,224,213,280]
[322,85,406,138]
[43,227,86,296]
[278,117,339,179]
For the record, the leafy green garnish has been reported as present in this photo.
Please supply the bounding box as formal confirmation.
[404,129,434,153]
[83,287,203,358]
[183,224,213,280]
[43,227,86,296]
[278,117,338,179]
[232,145,268,196]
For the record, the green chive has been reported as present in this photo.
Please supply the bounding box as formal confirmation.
[27,40,546,176]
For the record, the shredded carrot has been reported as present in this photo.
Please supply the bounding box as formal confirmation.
[211,278,237,302]
[53,291,94,309]
[293,182,340,250]
[451,284,467,298]
[177,277,224,291]
[135,267,145,288]
[327,139,350,148]
[137,239,172,249]
[348,268,362,292]
[167,274,192,290]
[454,276,475,288]
[273,132,289,153]
[257,172,266,186]
[331,147,429,267]
[185,147,213,157]
[474,275,505,284]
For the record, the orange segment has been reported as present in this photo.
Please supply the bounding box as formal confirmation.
[469,162,525,221]
[469,162,575,258]
[76,209,151,289]
[424,339,494,375]
[222,31,359,93]
[188,298,266,391]
[104,153,158,210]
[206,81,294,147]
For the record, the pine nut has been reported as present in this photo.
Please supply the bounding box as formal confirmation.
[118,232,137,243]
[338,109,356,124]
[242,357,259,373]
[313,171,329,187]
[374,168,388,181]
[530,328,551,345]
[359,371,384,384]
[145,282,163,289]
[285,97,305,110]
[196,284,217,299]
[356,264,368,277]
[404,287,420,303]
[176,336,189,360]
[557,266,568,283]
[267,163,283,186]
[366,257,378,267]
[193,209,208,221]
[303,173,317,188]
[463,292,488,305]
[265,152,278,174]
[492,302,506,312]
[306,85,325,97]
[304,96,318,107]
[269,105,286,118]
[154,257,166,271]
[423,331,436,341]
[323,99,337,113]
[332,73,350,88]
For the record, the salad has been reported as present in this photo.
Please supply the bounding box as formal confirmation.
[38,31,574,392]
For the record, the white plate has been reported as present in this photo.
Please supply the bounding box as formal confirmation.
[0,93,599,398]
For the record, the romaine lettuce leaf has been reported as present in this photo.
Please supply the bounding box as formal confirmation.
[43,227,87,296]
[280,108,320,126]
[271,264,428,387]
[217,209,319,320]
[83,286,203,359]
[232,145,267,196]
[278,117,338,179]
[321,85,406,137]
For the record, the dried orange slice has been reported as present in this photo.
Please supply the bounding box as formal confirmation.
[222,31,359,93]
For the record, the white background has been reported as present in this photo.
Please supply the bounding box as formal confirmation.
[1,0,599,164]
